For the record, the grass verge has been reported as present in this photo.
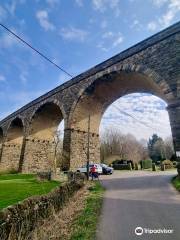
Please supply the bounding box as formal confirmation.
[70,181,105,240]
[172,176,180,192]
[0,173,60,210]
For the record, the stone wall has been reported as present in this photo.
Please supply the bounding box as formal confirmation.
[70,130,100,170]
[22,138,55,173]
[167,105,180,152]
[0,144,22,171]
[0,178,84,240]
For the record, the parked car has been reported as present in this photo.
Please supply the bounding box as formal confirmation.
[77,164,103,174]
[100,164,114,175]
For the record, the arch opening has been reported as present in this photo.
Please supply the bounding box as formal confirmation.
[69,70,174,170]
[100,93,174,165]
[23,102,64,173]
[1,118,24,171]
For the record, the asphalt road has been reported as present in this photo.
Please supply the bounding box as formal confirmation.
[96,170,180,240]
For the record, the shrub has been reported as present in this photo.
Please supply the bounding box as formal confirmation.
[162,160,173,169]
[141,159,152,169]
[112,160,134,169]
[113,164,132,170]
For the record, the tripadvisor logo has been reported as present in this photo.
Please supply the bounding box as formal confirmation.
[135,226,174,236]
[135,227,143,236]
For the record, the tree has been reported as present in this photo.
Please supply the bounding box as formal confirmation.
[164,137,175,160]
[100,128,149,163]
[147,134,174,162]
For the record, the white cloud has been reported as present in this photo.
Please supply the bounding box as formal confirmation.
[131,19,143,31]
[92,0,120,16]
[36,10,55,31]
[0,32,19,48]
[98,31,124,51]
[5,0,26,15]
[75,0,84,7]
[46,0,59,7]
[0,74,6,82]
[100,94,171,140]
[112,35,123,47]
[20,71,28,85]
[102,31,114,38]
[148,0,180,31]
[147,21,157,31]
[92,0,120,11]
[152,0,168,7]
[59,27,88,42]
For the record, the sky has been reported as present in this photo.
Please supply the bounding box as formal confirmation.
[0,0,179,140]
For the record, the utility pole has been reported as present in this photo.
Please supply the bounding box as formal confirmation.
[86,114,90,180]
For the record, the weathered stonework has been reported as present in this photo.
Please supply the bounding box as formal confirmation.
[0,22,179,172]
[0,144,22,171]
[22,138,55,173]
[70,130,100,171]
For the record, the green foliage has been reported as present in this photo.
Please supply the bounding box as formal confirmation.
[0,173,60,209]
[70,182,104,240]
[148,134,166,162]
[141,159,152,169]
[172,176,180,191]
[113,164,132,170]
[112,160,134,169]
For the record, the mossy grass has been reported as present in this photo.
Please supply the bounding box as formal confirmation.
[0,173,60,210]
[70,181,105,240]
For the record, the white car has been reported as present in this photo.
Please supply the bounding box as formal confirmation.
[77,163,103,174]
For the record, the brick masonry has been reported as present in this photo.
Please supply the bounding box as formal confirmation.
[0,22,179,172]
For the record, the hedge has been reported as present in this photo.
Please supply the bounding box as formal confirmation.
[141,159,152,169]
[113,163,132,170]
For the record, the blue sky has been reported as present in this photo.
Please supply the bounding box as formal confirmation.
[0,0,179,140]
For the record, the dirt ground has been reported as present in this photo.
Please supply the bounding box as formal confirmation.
[30,184,90,240]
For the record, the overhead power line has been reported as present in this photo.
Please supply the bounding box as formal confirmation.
[113,105,168,134]
[0,22,73,78]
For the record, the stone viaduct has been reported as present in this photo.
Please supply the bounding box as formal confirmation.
[0,22,180,173]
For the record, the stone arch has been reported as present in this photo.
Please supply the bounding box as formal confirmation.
[0,127,3,162]
[68,65,175,170]
[0,117,24,171]
[22,102,64,173]
[68,64,175,128]
[29,99,67,131]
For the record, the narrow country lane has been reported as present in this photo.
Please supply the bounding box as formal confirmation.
[96,170,180,240]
